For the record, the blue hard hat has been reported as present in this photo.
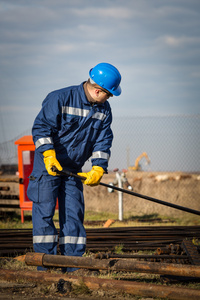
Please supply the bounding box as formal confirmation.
[89,63,122,96]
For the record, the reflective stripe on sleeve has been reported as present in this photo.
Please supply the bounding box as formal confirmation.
[91,151,110,160]
[35,137,53,149]
[59,236,86,245]
[33,235,58,244]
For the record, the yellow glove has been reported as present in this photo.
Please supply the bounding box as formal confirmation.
[43,149,62,176]
[78,166,104,186]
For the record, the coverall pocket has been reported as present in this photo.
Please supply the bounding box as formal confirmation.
[92,119,102,130]
[28,174,60,204]
[27,175,42,203]
[89,121,101,141]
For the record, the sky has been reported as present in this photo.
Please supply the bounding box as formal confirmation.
[0,0,200,172]
[0,0,200,142]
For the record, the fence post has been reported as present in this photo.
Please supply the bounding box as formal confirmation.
[115,171,123,221]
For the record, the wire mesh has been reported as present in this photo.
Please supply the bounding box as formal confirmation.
[0,115,199,173]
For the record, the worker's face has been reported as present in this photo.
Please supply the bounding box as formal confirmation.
[94,88,113,104]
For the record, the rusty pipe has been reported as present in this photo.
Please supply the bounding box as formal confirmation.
[0,178,19,183]
[25,252,200,278]
[157,247,171,255]
[94,252,188,260]
[1,268,200,300]
[0,186,10,191]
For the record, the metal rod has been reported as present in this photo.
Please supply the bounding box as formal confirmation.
[53,167,200,216]
[0,186,10,191]
[94,252,188,260]
[25,252,200,278]
[1,268,200,300]
[99,181,200,216]
[51,167,85,180]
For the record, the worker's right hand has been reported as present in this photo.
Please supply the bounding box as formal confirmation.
[78,166,104,186]
[43,149,62,176]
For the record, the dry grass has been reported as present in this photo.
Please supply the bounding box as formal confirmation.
[0,209,200,230]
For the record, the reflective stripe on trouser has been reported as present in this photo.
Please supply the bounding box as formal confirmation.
[30,175,86,260]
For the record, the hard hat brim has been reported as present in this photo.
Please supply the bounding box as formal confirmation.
[111,85,121,96]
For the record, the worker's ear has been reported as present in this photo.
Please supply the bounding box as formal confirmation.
[94,88,100,97]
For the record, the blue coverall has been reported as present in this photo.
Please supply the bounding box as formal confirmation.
[27,82,113,269]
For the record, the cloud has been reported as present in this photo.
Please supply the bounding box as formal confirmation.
[0,0,200,143]
[191,71,200,78]
[72,6,133,19]
[161,35,200,47]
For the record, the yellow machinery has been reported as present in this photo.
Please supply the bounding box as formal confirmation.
[128,152,150,171]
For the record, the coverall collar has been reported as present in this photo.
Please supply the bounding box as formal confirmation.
[83,81,94,105]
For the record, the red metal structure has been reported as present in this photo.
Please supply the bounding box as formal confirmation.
[14,135,59,223]
[15,136,35,223]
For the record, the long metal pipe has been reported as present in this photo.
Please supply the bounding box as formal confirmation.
[0,186,10,191]
[54,167,200,216]
[1,268,200,300]
[100,181,200,216]
[25,252,200,278]
[2,227,200,256]
[94,252,188,260]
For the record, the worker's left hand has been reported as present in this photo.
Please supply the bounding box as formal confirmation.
[78,166,104,186]
[43,149,63,176]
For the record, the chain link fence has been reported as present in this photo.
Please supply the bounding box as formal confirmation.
[0,129,31,169]
[0,115,199,217]
[0,115,199,173]
[109,114,200,173]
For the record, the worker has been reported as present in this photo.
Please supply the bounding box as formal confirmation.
[27,62,122,272]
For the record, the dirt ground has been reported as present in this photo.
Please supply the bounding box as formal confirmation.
[0,170,200,220]
[0,261,165,300]
[0,171,200,299]
[0,279,131,300]
[84,170,200,219]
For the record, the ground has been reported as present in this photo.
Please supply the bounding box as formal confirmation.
[84,170,200,220]
[0,263,164,300]
[0,171,200,299]
[0,170,200,223]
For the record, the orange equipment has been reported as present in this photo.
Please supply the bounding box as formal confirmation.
[128,152,150,171]
[15,135,58,223]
